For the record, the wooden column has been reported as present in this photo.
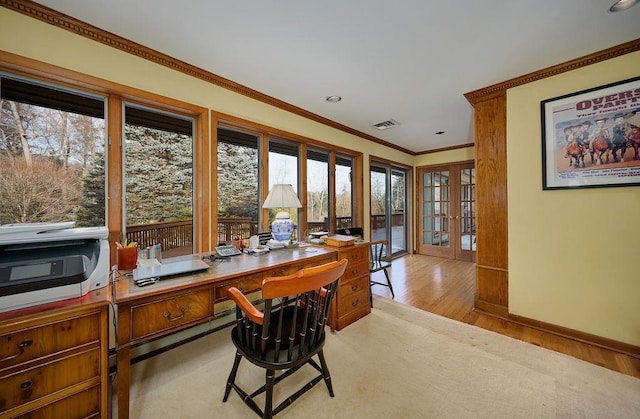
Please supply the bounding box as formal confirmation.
[469,93,509,317]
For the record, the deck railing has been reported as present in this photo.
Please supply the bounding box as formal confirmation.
[125,215,362,254]
[126,220,192,251]
[216,218,258,243]
[126,218,261,251]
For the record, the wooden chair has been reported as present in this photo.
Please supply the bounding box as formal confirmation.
[222,259,348,419]
[369,239,394,306]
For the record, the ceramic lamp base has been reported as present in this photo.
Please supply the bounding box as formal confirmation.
[271,212,295,242]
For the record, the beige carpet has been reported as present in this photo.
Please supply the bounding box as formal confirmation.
[118,297,640,418]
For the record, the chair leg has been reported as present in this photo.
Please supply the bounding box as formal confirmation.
[223,351,242,402]
[317,350,335,397]
[383,268,395,298]
[264,369,276,419]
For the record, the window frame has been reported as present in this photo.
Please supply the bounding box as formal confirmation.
[0,71,108,227]
[122,102,197,254]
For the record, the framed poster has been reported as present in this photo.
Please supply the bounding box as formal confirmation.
[541,76,640,190]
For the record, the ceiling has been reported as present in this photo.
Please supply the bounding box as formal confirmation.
[33,0,640,153]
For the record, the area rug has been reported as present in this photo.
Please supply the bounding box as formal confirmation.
[118,297,640,418]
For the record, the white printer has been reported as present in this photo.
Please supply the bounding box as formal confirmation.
[0,222,110,312]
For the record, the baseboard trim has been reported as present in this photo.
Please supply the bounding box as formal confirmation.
[508,313,640,359]
[474,299,509,318]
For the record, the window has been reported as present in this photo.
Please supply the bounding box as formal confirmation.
[216,126,260,243]
[306,149,329,233]
[268,139,300,235]
[0,75,106,226]
[335,155,353,229]
[123,104,194,255]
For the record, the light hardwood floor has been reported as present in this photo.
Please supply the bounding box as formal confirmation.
[370,254,640,379]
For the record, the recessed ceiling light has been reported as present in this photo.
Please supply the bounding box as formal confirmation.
[609,0,639,12]
[325,95,342,103]
[435,131,445,135]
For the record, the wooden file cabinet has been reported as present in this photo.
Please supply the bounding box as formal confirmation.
[0,295,110,419]
[327,242,371,330]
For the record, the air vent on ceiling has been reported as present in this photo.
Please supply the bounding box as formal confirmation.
[371,118,400,130]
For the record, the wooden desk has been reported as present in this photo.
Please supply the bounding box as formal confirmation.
[113,247,337,419]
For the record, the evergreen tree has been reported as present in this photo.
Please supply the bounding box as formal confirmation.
[75,152,106,227]
[217,142,259,220]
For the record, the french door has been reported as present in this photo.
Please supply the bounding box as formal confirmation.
[418,161,475,261]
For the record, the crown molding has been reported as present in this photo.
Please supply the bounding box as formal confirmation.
[416,142,474,155]
[465,38,640,106]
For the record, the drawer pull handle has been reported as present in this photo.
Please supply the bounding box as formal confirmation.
[20,379,33,389]
[351,269,358,275]
[351,284,360,292]
[163,306,189,321]
[351,300,359,308]
[0,339,32,363]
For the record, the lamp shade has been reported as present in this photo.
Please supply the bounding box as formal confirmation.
[262,184,302,209]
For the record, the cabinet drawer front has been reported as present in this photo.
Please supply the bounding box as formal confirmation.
[340,260,368,282]
[14,385,100,419]
[339,275,369,297]
[0,349,100,412]
[131,290,212,339]
[0,314,100,370]
[340,246,369,264]
[336,285,369,316]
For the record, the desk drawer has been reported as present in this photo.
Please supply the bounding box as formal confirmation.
[339,246,368,265]
[130,290,212,340]
[0,348,100,413]
[341,260,368,282]
[336,278,369,316]
[0,314,100,370]
[215,273,263,302]
[339,274,369,296]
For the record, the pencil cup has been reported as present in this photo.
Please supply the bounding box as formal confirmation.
[117,246,138,270]
[148,246,162,263]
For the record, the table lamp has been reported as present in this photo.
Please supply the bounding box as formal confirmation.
[262,184,302,243]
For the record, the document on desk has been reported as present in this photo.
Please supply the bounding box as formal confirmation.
[132,259,209,281]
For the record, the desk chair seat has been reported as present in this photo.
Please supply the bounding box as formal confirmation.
[223,259,348,419]
[369,240,394,306]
